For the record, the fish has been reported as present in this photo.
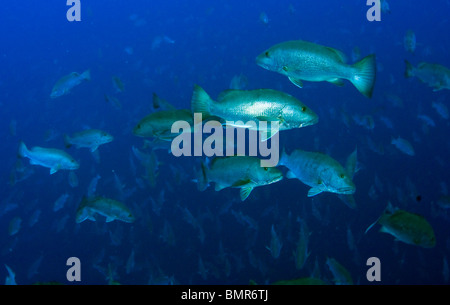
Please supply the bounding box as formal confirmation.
[391,136,415,156]
[50,70,91,98]
[133,109,194,140]
[293,219,310,270]
[381,0,391,14]
[417,114,436,127]
[405,60,450,91]
[64,129,114,152]
[112,76,125,93]
[196,156,283,201]
[8,217,22,236]
[326,257,353,285]
[266,224,282,259]
[365,204,436,248]
[53,193,69,212]
[191,85,318,141]
[259,12,269,25]
[4,265,16,285]
[75,196,135,223]
[18,141,79,174]
[256,40,376,98]
[404,30,416,54]
[279,148,356,197]
[432,101,449,120]
[229,73,248,90]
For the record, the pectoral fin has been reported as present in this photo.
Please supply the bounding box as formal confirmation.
[307,187,323,197]
[90,145,99,152]
[288,77,304,88]
[50,167,59,175]
[240,187,254,201]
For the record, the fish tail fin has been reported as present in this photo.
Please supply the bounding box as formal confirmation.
[18,141,29,158]
[351,54,376,98]
[196,161,209,191]
[191,85,213,119]
[81,69,91,81]
[404,60,414,78]
[63,134,72,148]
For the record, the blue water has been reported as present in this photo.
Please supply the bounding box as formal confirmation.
[1,0,450,285]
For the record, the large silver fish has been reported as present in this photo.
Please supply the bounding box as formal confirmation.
[279,148,356,197]
[191,85,318,141]
[256,40,376,98]
[18,141,79,175]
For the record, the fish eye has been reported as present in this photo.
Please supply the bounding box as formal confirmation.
[265,51,270,57]
[339,174,345,179]
[263,167,268,171]
[301,106,306,112]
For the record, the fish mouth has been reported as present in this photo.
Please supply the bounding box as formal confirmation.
[337,187,355,195]
[299,117,319,127]
[270,175,284,184]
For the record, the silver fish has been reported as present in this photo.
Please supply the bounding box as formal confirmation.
[196,156,283,201]
[18,141,79,174]
[256,40,376,98]
[191,85,318,141]
[64,129,114,152]
[50,70,90,98]
[280,148,356,197]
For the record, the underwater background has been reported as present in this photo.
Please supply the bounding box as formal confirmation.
[1,0,450,285]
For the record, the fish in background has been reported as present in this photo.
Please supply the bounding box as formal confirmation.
[259,12,269,25]
[326,257,353,285]
[365,203,436,248]
[64,129,114,152]
[279,148,356,198]
[404,30,416,54]
[50,70,90,98]
[4,265,16,285]
[405,60,450,91]
[18,141,79,175]
[256,40,376,98]
[293,218,311,270]
[229,73,248,90]
[151,35,175,50]
[68,171,79,188]
[391,136,415,156]
[432,100,449,120]
[381,0,391,14]
[75,196,135,223]
[266,224,282,259]
[112,76,125,93]
[8,217,22,236]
